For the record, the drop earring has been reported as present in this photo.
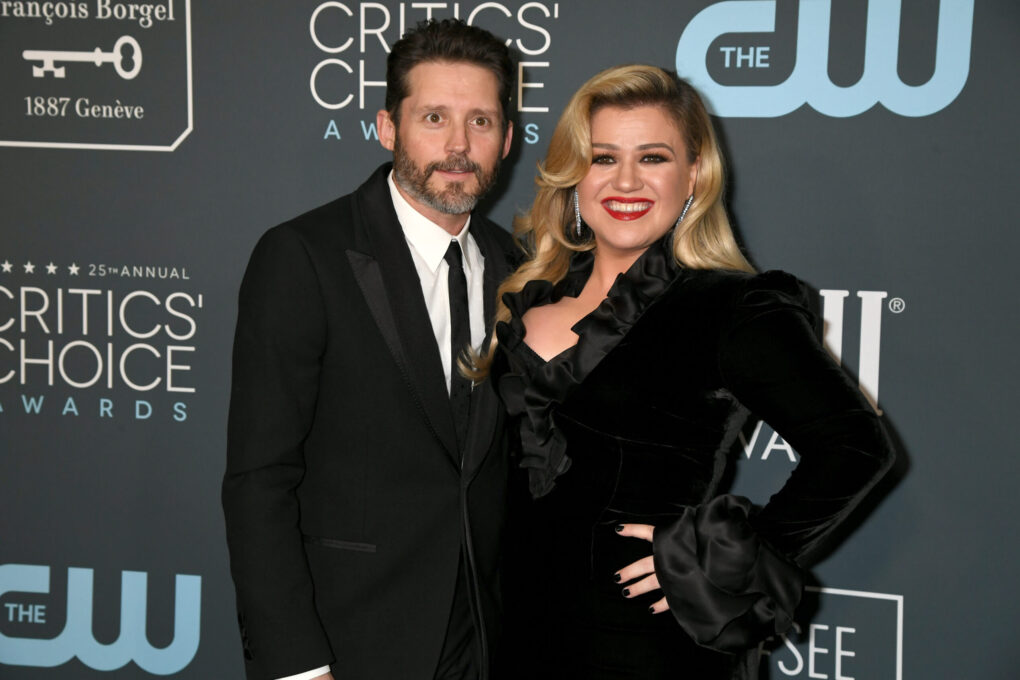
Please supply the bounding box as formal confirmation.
[573,188,583,237]
[675,194,694,227]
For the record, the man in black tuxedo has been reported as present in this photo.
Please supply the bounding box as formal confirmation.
[222,19,517,680]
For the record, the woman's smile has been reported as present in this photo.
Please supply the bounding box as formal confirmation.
[601,197,655,220]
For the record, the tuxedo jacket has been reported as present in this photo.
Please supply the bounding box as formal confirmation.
[223,164,516,680]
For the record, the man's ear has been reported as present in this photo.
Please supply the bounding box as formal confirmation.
[377,109,396,152]
[501,121,514,159]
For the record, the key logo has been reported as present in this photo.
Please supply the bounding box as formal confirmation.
[675,0,974,117]
[23,36,142,80]
[0,563,201,675]
[0,0,191,151]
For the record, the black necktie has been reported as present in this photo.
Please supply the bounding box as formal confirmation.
[444,240,472,453]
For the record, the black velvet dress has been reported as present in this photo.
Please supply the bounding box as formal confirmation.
[491,236,895,680]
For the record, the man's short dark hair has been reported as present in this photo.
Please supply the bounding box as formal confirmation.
[385,19,515,131]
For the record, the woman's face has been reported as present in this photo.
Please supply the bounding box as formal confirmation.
[577,105,698,258]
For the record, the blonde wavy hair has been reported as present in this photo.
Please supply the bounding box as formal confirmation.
[469,64,753,378]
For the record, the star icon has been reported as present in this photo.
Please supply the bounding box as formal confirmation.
[68,263,80,275]
[46,262,57,275]
[24,261,35,274]
[1,260,11,273]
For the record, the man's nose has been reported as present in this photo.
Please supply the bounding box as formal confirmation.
[445,122,469,154]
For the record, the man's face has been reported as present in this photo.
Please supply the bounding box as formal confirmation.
[378,61,513,231]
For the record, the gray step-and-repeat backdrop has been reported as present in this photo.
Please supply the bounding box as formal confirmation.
[2,1,1017,677]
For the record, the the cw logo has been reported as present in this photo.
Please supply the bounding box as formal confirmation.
[0,564,201,675]
[676,0,974,117]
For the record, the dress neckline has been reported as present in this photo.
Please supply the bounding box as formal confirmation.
[494,234,684,497]
[520,335,577,365]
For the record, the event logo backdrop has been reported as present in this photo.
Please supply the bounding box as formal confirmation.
[0,264,204,422]
[0,564,200,675]
[3,1,1018,678]
[676,0,974,117]
[763,587,903,679]
[0,0,193,150]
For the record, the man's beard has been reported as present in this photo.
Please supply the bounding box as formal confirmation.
[392,136,500,216]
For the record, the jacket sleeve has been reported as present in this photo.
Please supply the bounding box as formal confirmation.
[651,271,895,654]
[717,270,896,564]
[222,224,334,678]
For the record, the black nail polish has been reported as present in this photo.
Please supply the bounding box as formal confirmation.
[615,525,624,533]
[648,606,655,614]
[613,573,621,583]
[622,588,630,597]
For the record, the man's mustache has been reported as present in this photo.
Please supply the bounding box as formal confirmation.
[426,155,482,181]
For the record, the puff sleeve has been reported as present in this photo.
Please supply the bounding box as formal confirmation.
[718,271,895,562]
[652,271,895,653]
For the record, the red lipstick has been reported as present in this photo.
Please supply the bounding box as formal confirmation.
[600,197,654,221]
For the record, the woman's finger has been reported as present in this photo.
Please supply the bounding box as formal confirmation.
[648,596,670,614]
[614,554,655,584]
[615,523,655,542]
[620,572,660,599]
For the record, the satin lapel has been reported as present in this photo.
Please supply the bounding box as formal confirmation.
[462,222,512,482]
[473,219,512,353]
[345,250,411,395]
[349,167,459,466]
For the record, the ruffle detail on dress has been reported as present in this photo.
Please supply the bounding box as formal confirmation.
[494,235,682,498]
[652,494,804,653]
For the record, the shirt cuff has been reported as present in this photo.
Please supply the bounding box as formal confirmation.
[276,666,330,680]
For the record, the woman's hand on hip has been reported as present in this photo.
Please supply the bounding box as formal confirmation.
[614,523,669,614]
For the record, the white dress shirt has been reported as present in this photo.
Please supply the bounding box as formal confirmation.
[278,667,333,680]
[387,170,487,393]
[275,173,487,680]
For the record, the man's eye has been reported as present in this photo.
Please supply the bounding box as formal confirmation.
[426,113,442,124]
[592,154,615,165]
[473,117,490,127]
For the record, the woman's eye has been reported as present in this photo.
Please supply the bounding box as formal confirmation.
[642,154,669,163]
[592,154,615,165]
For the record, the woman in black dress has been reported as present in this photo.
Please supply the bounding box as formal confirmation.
[475,65,895,679]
